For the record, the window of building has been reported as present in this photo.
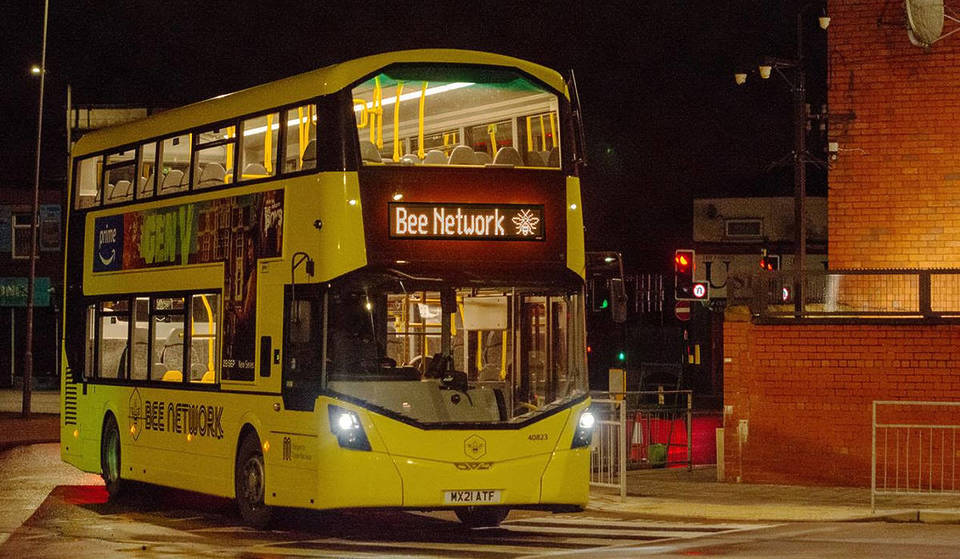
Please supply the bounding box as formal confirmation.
[193,126,235,190]
[725,218,763,239]
[158,134,191,195]
[104,148,136,205]
[12,213,37,259]
[38,205,61,251]
[151,297,185,382]
[74,155,102,209]
[283,104,317,172]
[138,141,157,199]
[240,112,279,180]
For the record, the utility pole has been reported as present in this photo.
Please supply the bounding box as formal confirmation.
[24,0,50,418]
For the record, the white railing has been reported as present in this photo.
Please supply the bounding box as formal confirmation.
[589,398,626,498]
[872,400,960,512]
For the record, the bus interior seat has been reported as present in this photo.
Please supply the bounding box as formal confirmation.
[525,151,545,167]
[139,174,154,196]
[161,370,183,382]
[110,180,132,201]
[198,163,226,187]
[400,154,419,165]
[448,145,478,165]
[301,139,317,167]
[360,140,383,163]
[422,149,447,165]
[200,370,215,383]
[492,147,522,166]
[242,162,268,176]
[159,169,185,193]
[547,147,559,167]
[475,151,492,165]
[104,183,115,201]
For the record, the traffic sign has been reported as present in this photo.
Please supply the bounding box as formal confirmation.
[675,301,691,321]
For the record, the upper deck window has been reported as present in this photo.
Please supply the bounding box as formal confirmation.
[352,65,561,169]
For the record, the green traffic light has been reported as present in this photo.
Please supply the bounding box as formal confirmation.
[601,298,609,309]
[617,351,625,361]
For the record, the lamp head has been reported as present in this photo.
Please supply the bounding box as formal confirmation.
[734,73,747,86]
[30,65,41,75]
[758,65,772,79]
[818,16,831,30]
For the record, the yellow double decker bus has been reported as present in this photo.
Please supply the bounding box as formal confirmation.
[61,49,593,528]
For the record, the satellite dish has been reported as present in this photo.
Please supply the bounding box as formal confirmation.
[905,0,960,47]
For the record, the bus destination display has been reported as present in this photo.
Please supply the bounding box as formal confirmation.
[389,202,544,241]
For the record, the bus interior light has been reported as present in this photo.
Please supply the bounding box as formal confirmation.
[328,405,372,451]
[571,410,596,449]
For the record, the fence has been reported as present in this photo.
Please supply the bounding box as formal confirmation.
[871,401,960,511]
[734,269,960,319]
[589,398,626,497]
[622,390,693,470]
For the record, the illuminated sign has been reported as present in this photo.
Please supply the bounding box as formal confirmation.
[389,203,544,240]
[692,282,708,299]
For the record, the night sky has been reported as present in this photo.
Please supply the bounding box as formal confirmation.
[1,1,827,269]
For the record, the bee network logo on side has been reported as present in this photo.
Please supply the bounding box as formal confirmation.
[93,215,124,272]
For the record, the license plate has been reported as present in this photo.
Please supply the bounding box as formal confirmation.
[444,489,501,504]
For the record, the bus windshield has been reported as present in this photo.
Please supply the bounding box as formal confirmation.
[352,64,561,169]
[285,277,587,424]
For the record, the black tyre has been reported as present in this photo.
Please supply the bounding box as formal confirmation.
[235,434,272,529]
[100,414,124,498]
[455,507,509,528]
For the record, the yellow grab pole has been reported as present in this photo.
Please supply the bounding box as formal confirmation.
[354,98,368,129]
[392,81,404,162]
[225,128,234,179]
[476,331,483,371]
[487,124,497,156]
[375,77,384,149]
[539,114,546,152]
[264,114,274,174]
[526,116,533,152]
[417,81,427,160]
[500,330,507,380]
[297,107,305,168]
[549,112,557,149]
[200,294,215,374]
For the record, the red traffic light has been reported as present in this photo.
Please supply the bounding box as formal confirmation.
[674,250,694,271]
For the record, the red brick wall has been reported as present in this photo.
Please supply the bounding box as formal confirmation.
[723,316,960,486]
[828,0,960,269]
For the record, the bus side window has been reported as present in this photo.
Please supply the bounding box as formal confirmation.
[98,299,130,379]
[189,293,219,383]
[84,304,96,378]
[74,156,102,209]
[283,104,317,173]
[151,297,185,382]
[131,297,150,381]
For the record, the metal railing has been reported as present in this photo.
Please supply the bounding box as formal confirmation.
[589,398,626,498]
[871,401,960,511]
[735,269,960,319]
[622,390,694,470]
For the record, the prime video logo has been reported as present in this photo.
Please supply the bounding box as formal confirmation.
[97,225,118,267]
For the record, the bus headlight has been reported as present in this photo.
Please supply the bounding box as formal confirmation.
[571,410,595,449]
[328,405,372,451]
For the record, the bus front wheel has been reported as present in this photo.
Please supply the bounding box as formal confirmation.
[235,434,272,529]
[455,507,509,528]
[100,414,124,498]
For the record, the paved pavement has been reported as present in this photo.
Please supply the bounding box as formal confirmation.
[1,389,958,526]
[590,466,960,523]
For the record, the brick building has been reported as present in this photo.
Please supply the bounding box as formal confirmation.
[722,0,960,486]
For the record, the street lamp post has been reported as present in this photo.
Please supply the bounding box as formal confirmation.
[736,3,828,317]
[23,0,50,419]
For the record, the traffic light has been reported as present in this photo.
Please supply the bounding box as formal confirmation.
[674,249,696,300]
[759,252,780,271]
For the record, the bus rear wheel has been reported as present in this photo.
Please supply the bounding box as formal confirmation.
[235,434,272,529]
[455,507,509,528]
[100,414,124,498]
